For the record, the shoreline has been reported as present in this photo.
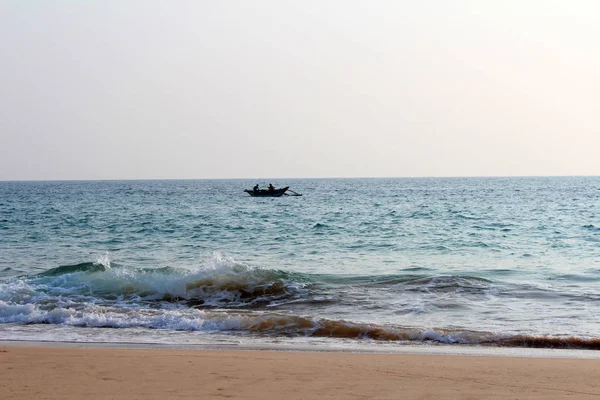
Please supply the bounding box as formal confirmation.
[2,344,600,399]
[2,338,600,359]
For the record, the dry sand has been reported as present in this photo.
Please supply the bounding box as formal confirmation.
[1,345,600,399]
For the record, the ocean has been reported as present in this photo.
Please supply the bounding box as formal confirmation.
[1,177,600,351]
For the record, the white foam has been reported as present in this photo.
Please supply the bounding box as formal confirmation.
[95,253,111,269]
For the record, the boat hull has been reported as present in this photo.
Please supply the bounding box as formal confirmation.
[244,187,289,197]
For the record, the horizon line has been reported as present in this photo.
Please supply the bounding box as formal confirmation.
[1,174,599,183]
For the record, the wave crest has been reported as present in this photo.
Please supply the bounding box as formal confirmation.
[24,254,304,307]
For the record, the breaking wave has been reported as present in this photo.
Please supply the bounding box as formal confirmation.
[16,254,307,307]
[8,256,500,307]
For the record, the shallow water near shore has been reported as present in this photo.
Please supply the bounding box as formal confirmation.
[1,177,600,350]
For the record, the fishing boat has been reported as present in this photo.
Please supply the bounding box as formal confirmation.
[244,186,289,197]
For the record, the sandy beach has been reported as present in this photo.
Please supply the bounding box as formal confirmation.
[1,345,599,399]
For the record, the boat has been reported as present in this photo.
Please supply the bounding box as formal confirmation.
[244,186,290,197]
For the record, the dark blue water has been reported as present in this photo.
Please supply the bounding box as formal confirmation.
[1,178,600,348]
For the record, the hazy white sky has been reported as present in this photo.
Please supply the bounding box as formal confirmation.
[1,1,599,180]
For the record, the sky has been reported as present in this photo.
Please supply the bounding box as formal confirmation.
[1,1,599,180]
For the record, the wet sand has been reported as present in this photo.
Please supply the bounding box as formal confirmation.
[1,345,600,399]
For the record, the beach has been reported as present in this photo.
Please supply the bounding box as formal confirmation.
[2,344,600,399]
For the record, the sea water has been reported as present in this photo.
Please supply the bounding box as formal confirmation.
[1,177,600,350]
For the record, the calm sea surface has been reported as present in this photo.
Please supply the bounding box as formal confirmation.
[1,177,600,349]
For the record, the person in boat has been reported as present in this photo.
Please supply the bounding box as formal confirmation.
[253,184,259,193]
[268,183,275,192]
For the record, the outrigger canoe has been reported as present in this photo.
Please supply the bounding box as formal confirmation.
[244,186,290,197]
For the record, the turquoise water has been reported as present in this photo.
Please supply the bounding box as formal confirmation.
[1,177,600,348]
